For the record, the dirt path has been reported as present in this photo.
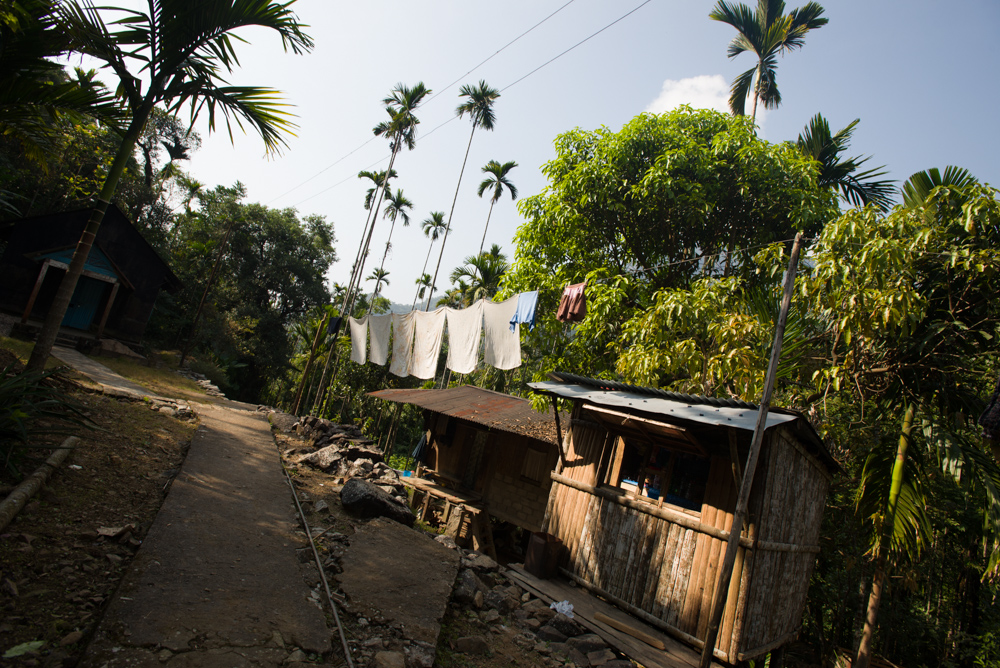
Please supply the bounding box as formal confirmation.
[79,403,332,667]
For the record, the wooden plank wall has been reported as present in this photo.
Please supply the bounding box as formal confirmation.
[545,404,755,661]
[736,426,830,660]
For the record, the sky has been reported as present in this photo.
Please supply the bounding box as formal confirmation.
[99,0,1000,305]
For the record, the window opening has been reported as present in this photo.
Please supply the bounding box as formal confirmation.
[611,438,709,512]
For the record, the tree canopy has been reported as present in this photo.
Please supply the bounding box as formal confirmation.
[503,107,836,382]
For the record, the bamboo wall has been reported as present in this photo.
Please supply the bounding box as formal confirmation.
[544,403,829,664]
[426,415,559,532]
[734,426,830,660]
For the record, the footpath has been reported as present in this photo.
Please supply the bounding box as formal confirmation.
[50,351,333,667]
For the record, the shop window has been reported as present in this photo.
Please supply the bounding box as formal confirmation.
[610,439,709,512]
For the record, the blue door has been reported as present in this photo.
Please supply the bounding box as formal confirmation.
[62,277,106,330]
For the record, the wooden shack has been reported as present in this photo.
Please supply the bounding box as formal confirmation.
[0,205,181,342]
[369,386,564,544]
[530,372,838,665]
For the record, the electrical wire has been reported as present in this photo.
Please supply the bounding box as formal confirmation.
[278,0,653,208]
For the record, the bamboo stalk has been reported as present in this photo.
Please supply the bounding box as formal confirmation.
[0,437,78,532]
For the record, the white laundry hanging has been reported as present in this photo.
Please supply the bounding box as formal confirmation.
[446,300,484,375]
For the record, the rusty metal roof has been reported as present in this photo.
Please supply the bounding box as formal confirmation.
[369,386,563,445]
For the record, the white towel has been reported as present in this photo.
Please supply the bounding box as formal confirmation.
[446,300,484,375]
[389,312,415,377]
[368,314,392,366]
[349,316,368,364]
[410,308,447,379]
[484,296,521,370]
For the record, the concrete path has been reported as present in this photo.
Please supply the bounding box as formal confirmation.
[43,351,335,666]
[81,403,332,667]
[52,346,163,399]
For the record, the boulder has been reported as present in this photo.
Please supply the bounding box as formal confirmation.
[549,612,584,638]
[452,568,488,605]
[340,478,415,527]
[484,587,519,614]
[455,636,489,655]
[535,625,567,643]
[567,634,606,654]
[298,445,343,470]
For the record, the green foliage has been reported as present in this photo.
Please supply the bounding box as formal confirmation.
[503,107,836,387]
[149,183,336,402]
[0,365,89,478]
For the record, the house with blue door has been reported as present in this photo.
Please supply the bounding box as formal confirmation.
[0,205,181,343]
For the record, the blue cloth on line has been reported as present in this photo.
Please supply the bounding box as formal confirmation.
[509,290,539,332]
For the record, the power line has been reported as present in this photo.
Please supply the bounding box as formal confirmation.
[501,0,655,92]
[278,1,653,209]
[275,0,579,207]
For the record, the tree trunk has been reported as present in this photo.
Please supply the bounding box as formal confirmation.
[426,124,476,311]
[855,403,916,668]
[478,199,496,257]
[26,108,151,373]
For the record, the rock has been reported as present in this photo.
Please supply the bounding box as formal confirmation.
[157,649,173,662]
[567,634,606,654]
[587,648,617,666]
[453,568,487,605]
[602,661,635,668]
[59,631,83,646]
[339,445,383,463]
[285,649,307,663]
[298,445,343,470]
[455,635,490,655]
[473,590,484,609]
[405,641,436,668]
[348,458,374,478]
[434,534,458,550]
[340,478,415,527]
[549,612,583,637]
[373,651,405,668]
[461,552,498,572]
[521,592,531,603]
[521,598,548,614]
[526,618,541,630]
[159,407,177,417]
[482,609,500,624]
[536,624,568,643]
[313,499,329,513]
[484,588,519,614]
[534,642,552,655]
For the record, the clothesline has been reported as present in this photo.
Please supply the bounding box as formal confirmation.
[347,292,538,379]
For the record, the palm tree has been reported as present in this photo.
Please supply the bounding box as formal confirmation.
[25,0,313,372]
[371,188,413,312]
[367,267,390,300]
[709,0,827,120]
[901,166,978,210]
[438,279,471,309]
[449,244,509,304]
[796,114,895,211]
[412,211,446,309]
[476,160,518,256]
[425,80,500,310]
[0,0,121,165]
[345,82,429,317]
[339,169,394,312]
[414,273,432,303]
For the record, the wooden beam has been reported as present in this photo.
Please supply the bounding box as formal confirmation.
[698,233,804,668]
[22,260,50,323]
[96,282,119,339]
[551,397,566,467]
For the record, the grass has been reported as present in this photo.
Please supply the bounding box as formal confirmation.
[0,336,96,386]
[90,354,212,405]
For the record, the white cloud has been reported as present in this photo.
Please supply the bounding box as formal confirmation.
[645,75,731,114]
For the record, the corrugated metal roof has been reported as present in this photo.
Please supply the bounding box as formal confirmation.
[529,380,796,432]
[530,373,839,473]
[369,386,562,445]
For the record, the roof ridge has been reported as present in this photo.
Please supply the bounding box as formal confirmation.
[548,371,758,410]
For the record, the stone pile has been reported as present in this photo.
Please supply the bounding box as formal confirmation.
[177,370,226,397]
[271,413,411,512]
[146,396,195,420]
[443,547,634,668]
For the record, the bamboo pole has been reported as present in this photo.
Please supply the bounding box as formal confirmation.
[292,312,330,416]
[0,437,78,532]
[698,232,804,668]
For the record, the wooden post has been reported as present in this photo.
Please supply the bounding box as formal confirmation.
[96,282,120,339]
[551,397,566,467]
[22,260,50,323]
[698,232,804,668]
